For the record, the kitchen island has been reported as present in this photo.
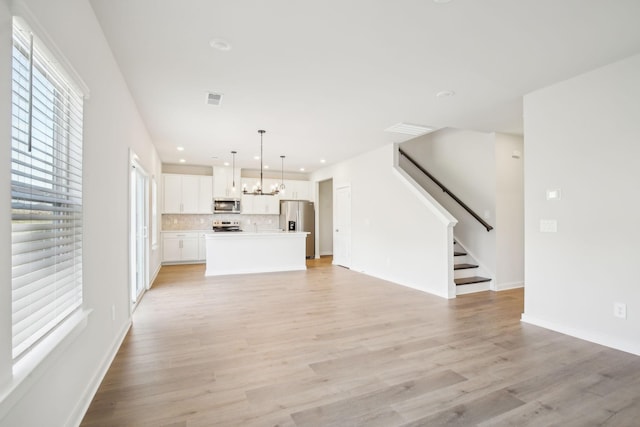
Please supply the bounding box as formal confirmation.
[204,231,309,276]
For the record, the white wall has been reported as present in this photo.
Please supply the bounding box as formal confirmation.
[0,0,161,425]
[0,0,12,389]
[495,133,524,289]
[401,129,498,279]
[522,53,640,355]
[400,129,525,290]
[311,144,454,298]
[318,179,333,256]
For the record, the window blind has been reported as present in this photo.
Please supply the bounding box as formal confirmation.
[11,21,84,359]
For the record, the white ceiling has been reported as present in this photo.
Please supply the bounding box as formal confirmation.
[89,0,640,173]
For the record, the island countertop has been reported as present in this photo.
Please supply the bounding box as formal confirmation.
[205,231,309,238]
[204,231,309,276]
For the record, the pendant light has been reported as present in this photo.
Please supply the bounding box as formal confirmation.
[279,155,286,194]
[231,150,237,192]
[243,129,278,196]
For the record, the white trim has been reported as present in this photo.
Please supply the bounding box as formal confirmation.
[496,281,524,291]
[11,2,90,98]
[149,263,162,289]
[521,314,640,357]
[64,320,132,427]
[0,309,92,420]
[392,144,457,228]
[356,270,452,300]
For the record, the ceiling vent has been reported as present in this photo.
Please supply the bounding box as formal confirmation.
[384,123,433,136]
[206,92,223,106]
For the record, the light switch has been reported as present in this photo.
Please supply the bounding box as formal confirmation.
[546,188,561,200]
[540,219,557,233]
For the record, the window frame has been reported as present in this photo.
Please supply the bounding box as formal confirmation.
[10,16,87,362]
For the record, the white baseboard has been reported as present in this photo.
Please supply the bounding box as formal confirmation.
[521,314,640,357]
[496,281,524,291]
[319,250,333,256]
[65,320,132,427]
[149,263,162,288]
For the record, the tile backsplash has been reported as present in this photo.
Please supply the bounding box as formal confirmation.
[162,214,281,231]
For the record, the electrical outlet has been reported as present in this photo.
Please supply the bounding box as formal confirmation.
[200,218,204,224]
[614,303,627,319]
[173,219,177,224]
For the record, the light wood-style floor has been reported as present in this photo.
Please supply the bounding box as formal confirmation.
[82,260,640,426]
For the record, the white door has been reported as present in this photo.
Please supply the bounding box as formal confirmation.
[334,185,351,268]
[130,158,149,308]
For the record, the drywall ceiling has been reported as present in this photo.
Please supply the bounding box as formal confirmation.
[89,0,640,172]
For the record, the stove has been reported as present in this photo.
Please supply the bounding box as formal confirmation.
[212,219,242,232]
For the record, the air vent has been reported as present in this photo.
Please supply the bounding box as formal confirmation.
[206,92,223,106]
[384,123,433,136]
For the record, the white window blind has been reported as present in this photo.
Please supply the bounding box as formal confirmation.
[11,21,84,360]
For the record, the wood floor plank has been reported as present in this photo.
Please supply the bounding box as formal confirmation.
[290,370,466,426]
[81,262,640,426]
[400,389,525,426]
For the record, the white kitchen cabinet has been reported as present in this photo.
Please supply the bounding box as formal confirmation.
[162,232,199,262]
[198,176,213,213]
[163,174,183,213]
[282,180,311,201]
[163,174,212,213]
[213,166,241,198]
[241,194,280,215]
[181,175,200,212]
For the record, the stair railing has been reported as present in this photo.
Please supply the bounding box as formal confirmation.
[398,148,494,232]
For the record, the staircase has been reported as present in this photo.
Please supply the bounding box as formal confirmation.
[453,241,492,295]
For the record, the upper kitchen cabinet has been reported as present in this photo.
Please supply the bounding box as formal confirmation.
[213,166,241,198]
[283,180,312,201]
[163,174,213,214]
[241,194,280,215]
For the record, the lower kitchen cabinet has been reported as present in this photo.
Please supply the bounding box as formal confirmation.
[162,232,199,262]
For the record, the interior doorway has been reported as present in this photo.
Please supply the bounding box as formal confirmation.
[333,185,351,268]
[130,151,149,309]
[318,179,333,257]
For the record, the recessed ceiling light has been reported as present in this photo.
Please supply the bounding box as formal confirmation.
[264,165,269,169]
[299,167,305,172]
[320,159,326,164]
[253,156,260,160]
[436,90,455,98]
[223,162,230,166]
[179,159,186,163]
[177,146,184,151]
[209,38,231,51]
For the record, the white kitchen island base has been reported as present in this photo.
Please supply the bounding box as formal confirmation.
[205,232,309,276]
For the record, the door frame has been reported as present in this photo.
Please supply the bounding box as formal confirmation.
[333,184,352,268]
[129,149,149,310]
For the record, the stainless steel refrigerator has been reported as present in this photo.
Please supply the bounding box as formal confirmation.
[280,200,315,258]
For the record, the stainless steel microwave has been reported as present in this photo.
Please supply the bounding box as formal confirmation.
[213,198,241,214]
